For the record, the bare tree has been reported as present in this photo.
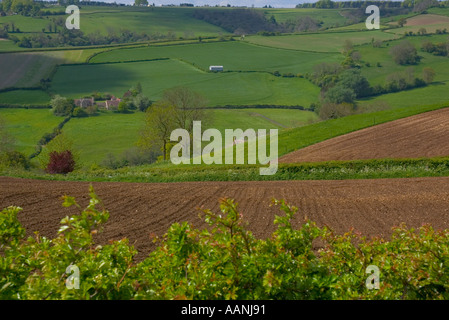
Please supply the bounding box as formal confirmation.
[161,86,209,134]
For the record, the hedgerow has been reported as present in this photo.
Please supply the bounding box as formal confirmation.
[1,187,448,300]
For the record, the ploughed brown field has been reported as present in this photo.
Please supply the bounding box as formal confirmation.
[1,177,449,261]
[279,108,449,163]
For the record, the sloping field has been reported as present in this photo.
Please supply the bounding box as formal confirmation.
[386,13,449,34]
[404,13,449,26]
[0,49,98,89]
[279,107,449,163]
[51,59,320,106]
[245,31,398,53]
[90,41,341,74]
[1,176,449,261]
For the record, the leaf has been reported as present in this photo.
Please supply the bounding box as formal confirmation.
[58,225,69,233]
[62,196,76,208]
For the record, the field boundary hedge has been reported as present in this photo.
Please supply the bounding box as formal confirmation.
[28,115,72,160]
[66,57,170,66]
[4,156,449,183]
[208,104,312,110]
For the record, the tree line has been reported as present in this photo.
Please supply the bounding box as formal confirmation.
[7,28,178,48]
[0,0,43,17]
[193,8,325,35]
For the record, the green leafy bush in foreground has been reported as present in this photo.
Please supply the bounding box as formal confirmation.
[1,187,448,300]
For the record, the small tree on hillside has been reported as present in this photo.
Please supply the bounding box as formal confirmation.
[138,101,177,161]
[38,133,79,170]
[398,17,407,27]
[45,150,75,174]
[324,85,356,104]
[51,95,73,116]
[390,40,421,65]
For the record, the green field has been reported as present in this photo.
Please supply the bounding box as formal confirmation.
[357,34,449,86]
[245,30,400,52]
[0,39,30,52]
[359,81,449,110]
[76,6,228,37]
[51,59,320,107]
[0,108,62,156]
[0,48,109,90]
[262,8,353,29]
[0,90,51,106]
[90,40,342,74]
[207,108,318,130]
[0,6,228,49]
[61,111,145,166]
[59,108,317,165]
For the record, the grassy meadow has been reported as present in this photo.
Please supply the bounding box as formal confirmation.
[246,30,400,52]
[59,108,318,165]
[50,58,320,106]
[0,108,61,156]
[89,40,342,73]
[0,90,51,106]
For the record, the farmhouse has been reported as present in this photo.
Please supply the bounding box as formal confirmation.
[104,96,121,110]
[74,97,95,108]
[209,65,223,72]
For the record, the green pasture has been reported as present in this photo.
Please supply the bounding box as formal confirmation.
[261,8,354,29]
[356,34,449,87]
[0,48,106,90]
[90,40,342,74]
[0,14,49,33]
[61,111,145,166]
[77,6,228,37]
[207,108,318,131]
[0,90,51,106]
[0,6,228,41]
[359,81,449,110]
[57,107,317,165]
[428,7,449,16]
[0,39,30,52]
[245,30,399,53]
[0,108,61,156]
[51,59,320,107]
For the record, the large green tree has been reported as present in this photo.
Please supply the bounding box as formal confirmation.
[338,69,372,98]
[390,40,421,65]
[51,95,74,116]
[139,101,177,161]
